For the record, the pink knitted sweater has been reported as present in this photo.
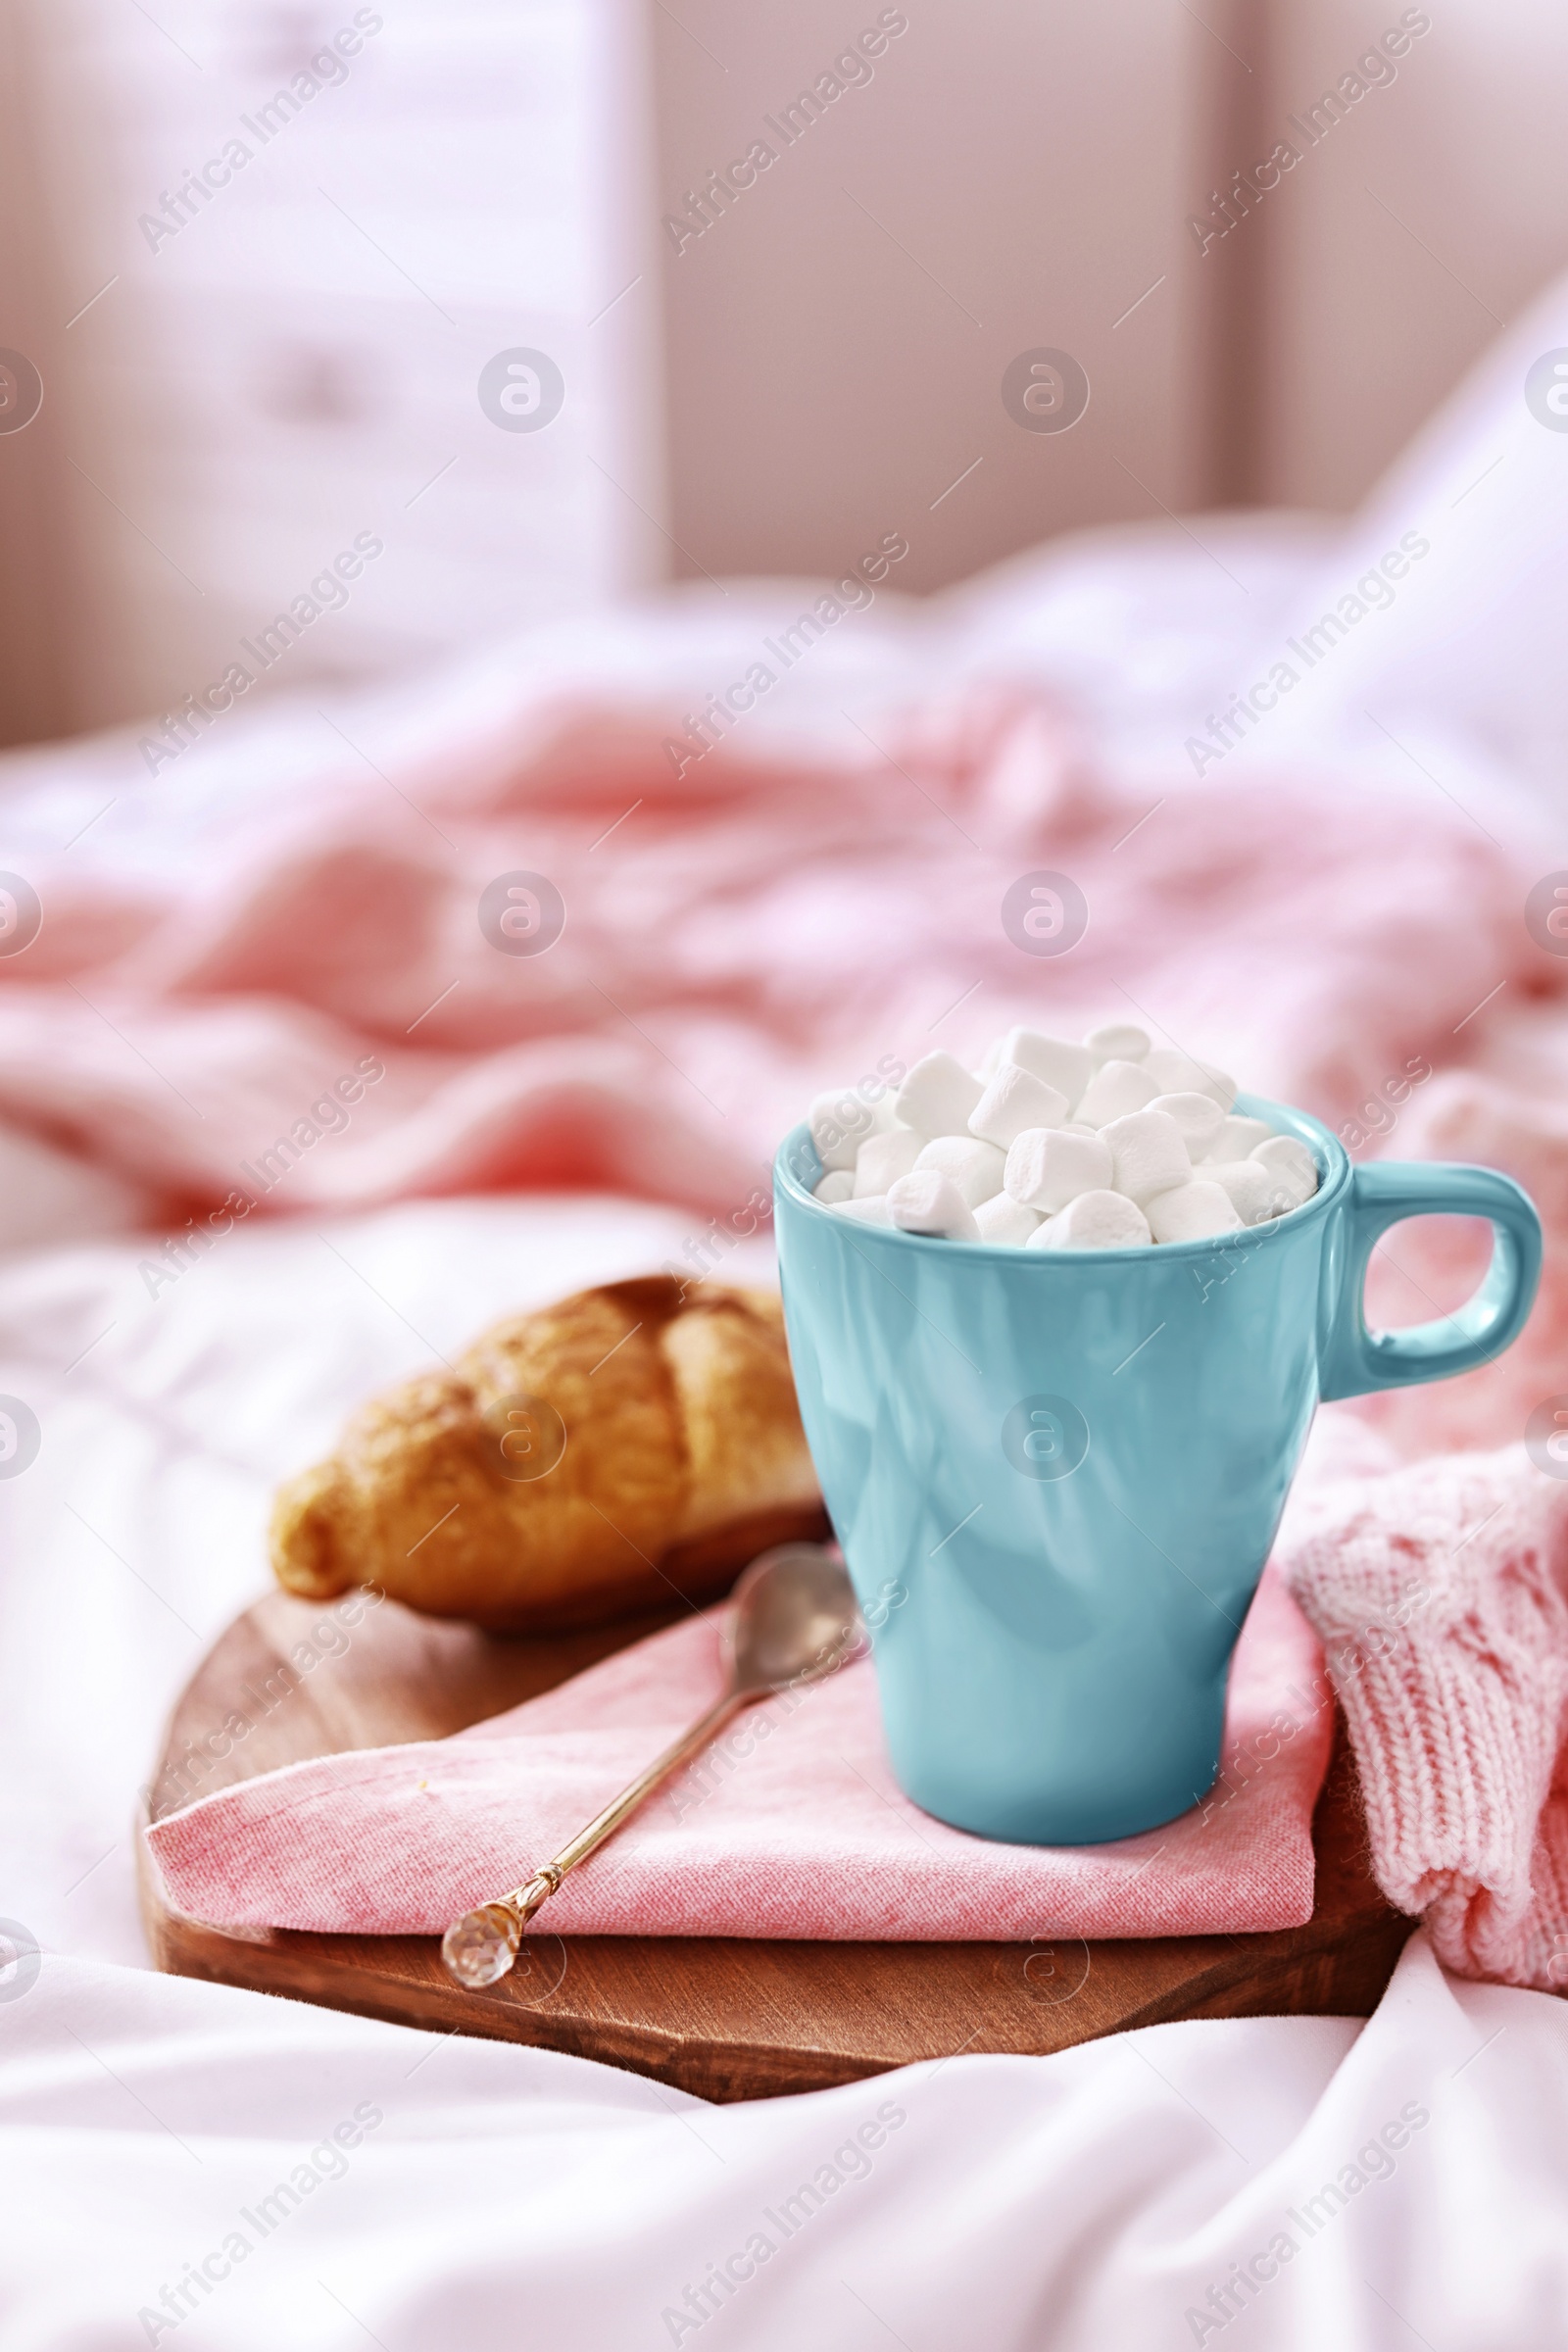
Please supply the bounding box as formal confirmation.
[1282,1445,1568,1991]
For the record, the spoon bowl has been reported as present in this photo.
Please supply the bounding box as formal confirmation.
[725,1543,864,1694]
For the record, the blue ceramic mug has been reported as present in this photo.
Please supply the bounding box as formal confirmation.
[773,1098,1541,1844]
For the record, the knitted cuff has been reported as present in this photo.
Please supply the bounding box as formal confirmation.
[1281,1448,1568,1988]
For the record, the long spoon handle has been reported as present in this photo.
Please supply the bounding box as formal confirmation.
[497,1685,751,1927]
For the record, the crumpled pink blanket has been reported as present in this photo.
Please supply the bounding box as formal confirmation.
[0,684,1554,1242]
[145,1559,1332,1940]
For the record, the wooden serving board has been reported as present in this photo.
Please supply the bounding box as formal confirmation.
[140,1592,1414,2103]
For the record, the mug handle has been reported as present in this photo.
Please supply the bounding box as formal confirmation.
[1318,1161,1543,1401]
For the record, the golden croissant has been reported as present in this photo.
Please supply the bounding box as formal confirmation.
[270,1276,828,1630]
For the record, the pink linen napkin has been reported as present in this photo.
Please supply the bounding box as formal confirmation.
[145,1564,1333,1940]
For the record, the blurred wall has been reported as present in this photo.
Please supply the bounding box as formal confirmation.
[650,0,1568,582]
[4,0,1568,746]
[8,0,663,742]
[650,0,1228,596]
[0,0,75,749]
[1259,0,1568,509]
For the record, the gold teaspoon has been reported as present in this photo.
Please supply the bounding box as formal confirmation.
[441,1544,863,1990]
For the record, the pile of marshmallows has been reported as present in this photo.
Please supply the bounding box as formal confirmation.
[808,1023,1319,1250]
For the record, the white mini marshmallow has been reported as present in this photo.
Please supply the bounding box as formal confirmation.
[1038,1188,1152,1250]
[1001,1028,1093,1110]
[1205,1113,1273,1161]
[914,1134,1006,1206]
[1024,1216,1059,1250]
[808,1086,881,1171]
[887,1170,981,1241]
[813,1170,855,1202]
[1084,1021,1150,1066]
[1250,1134,1318,1207]
[1146,1091,1225,1159]
[831,1194,893,1225]
[968,1063,1068,1150]
[895,1051,984,1139]
[1145,1180,1244,1244]
[1203,1160,1286,1225]
[974,1192,1041,1246]
[854,1125,923,1197]
[1004,1126,1113,1213]
[1102,1109,1193,1205]
[1142,1048,1237,1110]
[1077,1058,1159,1127]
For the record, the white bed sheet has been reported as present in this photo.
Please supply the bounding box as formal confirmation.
[8,1922,1565,2348]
